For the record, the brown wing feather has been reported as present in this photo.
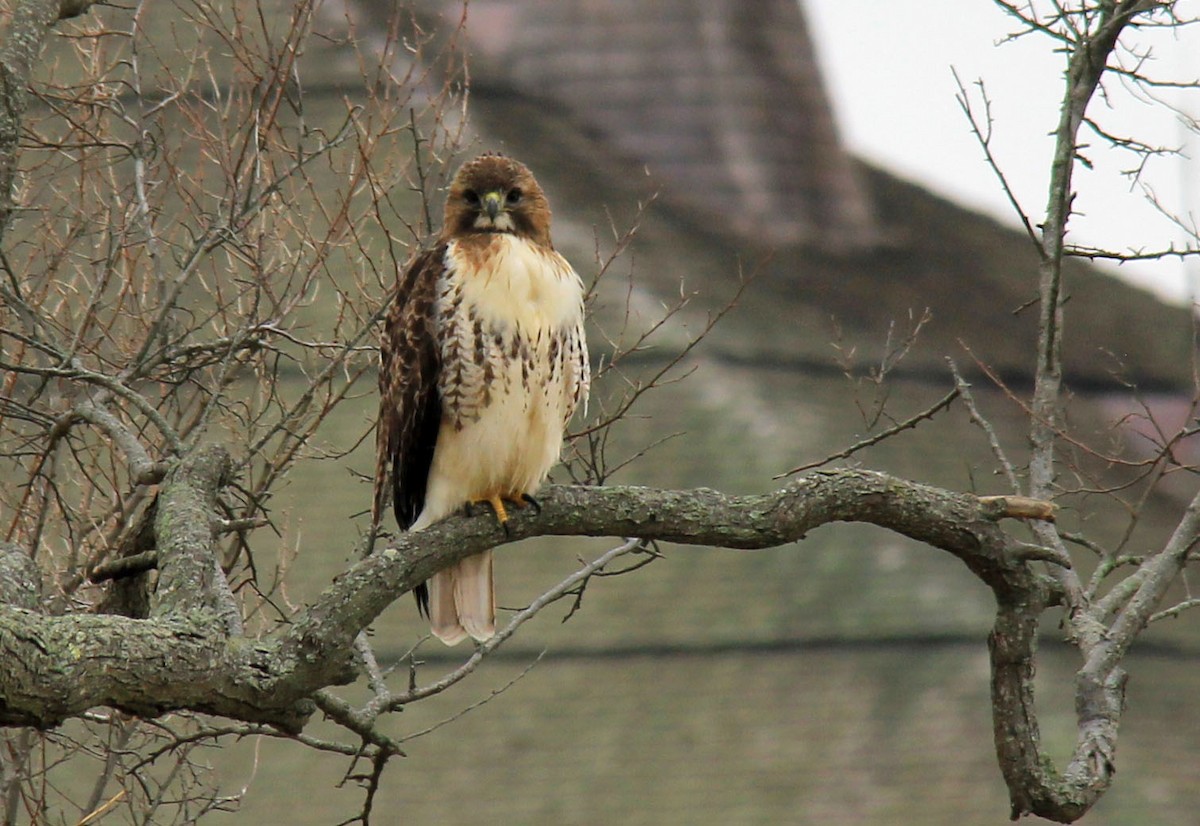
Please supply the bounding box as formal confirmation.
[562,314,590,427]
[373,245,445,532]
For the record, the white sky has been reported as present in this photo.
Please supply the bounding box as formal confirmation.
[803,0,1200,304]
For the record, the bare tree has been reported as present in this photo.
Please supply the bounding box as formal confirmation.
[1,0,1199,823]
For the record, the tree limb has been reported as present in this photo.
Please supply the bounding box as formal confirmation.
[0,542,40,611]
[151,445,238,632]
[1,469,1053,743]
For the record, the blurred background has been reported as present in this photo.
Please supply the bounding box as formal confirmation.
[25,0,1200,823]
[206,3,1200,821]
[237,1,1200,823]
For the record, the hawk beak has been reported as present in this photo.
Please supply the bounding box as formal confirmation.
[482,191,503,221]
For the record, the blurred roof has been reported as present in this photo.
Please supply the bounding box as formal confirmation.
[273,4,1200,823]
[426,0,881,251]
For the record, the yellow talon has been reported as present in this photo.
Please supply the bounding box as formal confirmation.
[475,495,508,526]
[469,493,538,532]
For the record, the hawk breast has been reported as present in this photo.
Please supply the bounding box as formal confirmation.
[407,233,589,527]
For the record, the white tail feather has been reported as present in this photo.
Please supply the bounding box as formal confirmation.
[427,552,495,645]
[428,568,468,646]
[455,550,496,642]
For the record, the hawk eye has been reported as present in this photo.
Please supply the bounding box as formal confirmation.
[506,188,523,205]
[463,190,480,206]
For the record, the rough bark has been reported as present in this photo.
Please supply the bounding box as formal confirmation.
[0,445,344,733]
[0,3,1178,823]
[151,445,241,633]
[1013,4,1155,820]
[0,543,40,611]
[0,459,1123,821]
[0,610,323,732]
[0,466,1048,738]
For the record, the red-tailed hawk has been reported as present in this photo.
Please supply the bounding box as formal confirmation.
[373,153,590,645]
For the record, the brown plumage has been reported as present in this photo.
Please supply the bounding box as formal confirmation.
[373,153,589,645]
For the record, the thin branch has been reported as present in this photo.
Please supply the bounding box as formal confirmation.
[398,655,543,743]
[68,402,167,486]
[949,358,1021,492]
[386,538,644,709]
[88,550,158,583]
[952,68,1042,251]
[775,387,960,478]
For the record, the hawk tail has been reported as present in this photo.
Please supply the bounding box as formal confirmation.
[428,550,495,646]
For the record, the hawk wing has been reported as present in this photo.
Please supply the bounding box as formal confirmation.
[563,312,590,428]
[373,245,445,531]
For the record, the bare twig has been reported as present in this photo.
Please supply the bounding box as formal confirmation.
[948,358,1021,492]
[775,387,960,478]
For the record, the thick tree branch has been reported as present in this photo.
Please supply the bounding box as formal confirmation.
[0,542,40,611]
[1008,7,1160,820]
[0,610,327,731]
[286,470,1055,667]
[1,470,1049,735]
[151,445,239,633]
[0,449,1148,825]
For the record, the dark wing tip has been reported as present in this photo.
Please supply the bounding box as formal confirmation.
[414,582,431,618]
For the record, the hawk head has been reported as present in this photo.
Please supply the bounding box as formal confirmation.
[442,152,553,246]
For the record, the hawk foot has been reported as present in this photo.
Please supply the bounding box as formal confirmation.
[471,495,511,536]
[468,493,540,535]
